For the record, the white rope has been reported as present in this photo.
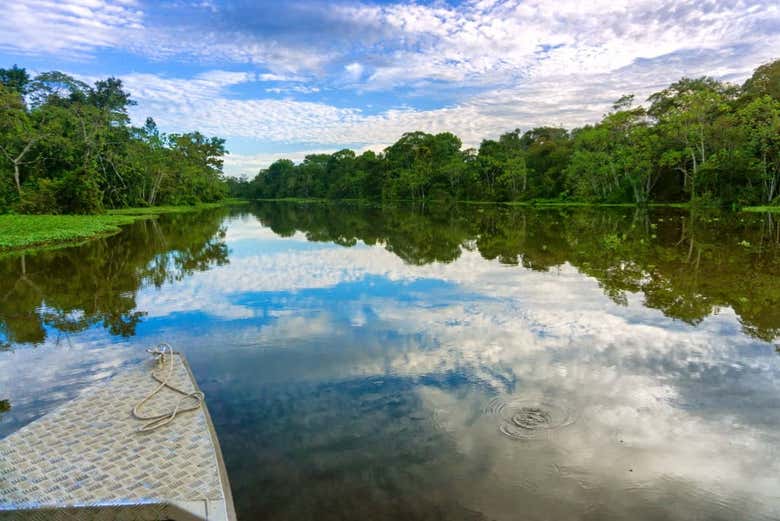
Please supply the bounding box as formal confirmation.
[132,343,204,433]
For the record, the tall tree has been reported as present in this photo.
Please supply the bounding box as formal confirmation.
[741,59,780,102]
[0,85,36,195]
[0,65,30,95]
[655,87,732,201]
[739,96,780,202]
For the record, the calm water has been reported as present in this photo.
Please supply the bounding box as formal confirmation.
[1,202,780,520]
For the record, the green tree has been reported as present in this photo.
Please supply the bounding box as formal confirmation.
[0,85,36,197]
[739,96,780,203]
[741,59,780,102]
[0,65,30,95]
[655,87,732,202]
[0,68,228,213]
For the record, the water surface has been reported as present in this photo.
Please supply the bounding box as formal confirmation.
[1,202,779,520]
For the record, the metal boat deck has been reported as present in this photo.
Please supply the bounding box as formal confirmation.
[0,352,235,521]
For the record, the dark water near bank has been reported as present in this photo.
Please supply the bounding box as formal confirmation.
[1,202,780,520]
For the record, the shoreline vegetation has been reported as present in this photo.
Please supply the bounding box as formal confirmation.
[0,214,145,252]
[741,205,780,213]
[0,200,246,252]
[107,199,248,215]
[255,196,775,212]
[230,59,780,210]
[1,66,228,215]
[6,197,773,254]
[0,63,243,252]
[2,61,778,252]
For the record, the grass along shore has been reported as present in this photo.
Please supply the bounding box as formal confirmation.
[0,200,247,251]
[0,214,146,251]
[741,205,780,213]
[252,197,740,210]
[107,199,248,215]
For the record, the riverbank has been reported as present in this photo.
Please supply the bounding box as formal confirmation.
[741,205,780,213]
[251,197,780,213]
[251,197,720,210]
[108,199,248,215]
[0,200,247,252]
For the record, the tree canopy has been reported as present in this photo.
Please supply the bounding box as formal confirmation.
[231,59,780,207]
[3,60,780,212]
[0,66,228,214]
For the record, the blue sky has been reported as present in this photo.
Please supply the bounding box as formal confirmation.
[1,0,779,178]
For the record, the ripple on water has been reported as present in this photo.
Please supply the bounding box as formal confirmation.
[485,397,576,440]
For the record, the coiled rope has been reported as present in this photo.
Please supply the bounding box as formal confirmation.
[132,343,204,433]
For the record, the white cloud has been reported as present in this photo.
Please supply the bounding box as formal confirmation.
[350,0,779,90]
[344,62,364,81]
[258,73,308,82]
[3,0,780,158]
[121,74,622,152]
[0,0,144,57]
[265,85,320,94]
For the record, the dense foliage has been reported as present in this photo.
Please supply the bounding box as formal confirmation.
[0,65,227,214]
[231,59,780,206]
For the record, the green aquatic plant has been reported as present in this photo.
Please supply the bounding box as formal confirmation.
[0,214,145,250]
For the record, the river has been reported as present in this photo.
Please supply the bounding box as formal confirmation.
[1,202,779,520]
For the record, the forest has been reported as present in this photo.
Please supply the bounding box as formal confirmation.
[3,61,779,213]
[0,66,228,214]
[230,59,780,207]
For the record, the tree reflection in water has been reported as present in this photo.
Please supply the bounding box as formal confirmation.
[1,203,778,346]
[252,202,780,341]
[0,209,229,345]
[1,202,779,520]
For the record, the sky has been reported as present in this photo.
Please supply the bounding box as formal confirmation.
[1,0,779,178]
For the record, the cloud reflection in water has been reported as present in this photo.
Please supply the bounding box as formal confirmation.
[0,205,779,520]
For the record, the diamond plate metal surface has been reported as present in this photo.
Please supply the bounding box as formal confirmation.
[0,354,226,519]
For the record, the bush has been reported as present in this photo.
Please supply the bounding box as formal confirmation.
[15,169,103,214]
[0,174,18,212]
[54,168,103,214]
[16,178,60,214]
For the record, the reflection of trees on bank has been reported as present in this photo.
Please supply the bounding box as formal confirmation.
[257,202,471,265]
[0,398,9,423]
[0,210,229,345]
[252,202,780,341]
